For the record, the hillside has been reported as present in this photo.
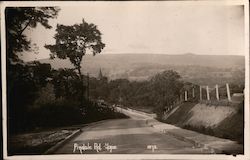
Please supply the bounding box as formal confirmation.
[39,54,245,86]
[162,102,244,144]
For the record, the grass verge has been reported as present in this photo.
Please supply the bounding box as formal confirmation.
[8,129,75,155]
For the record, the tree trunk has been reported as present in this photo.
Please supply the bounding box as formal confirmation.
[77,66,85,106]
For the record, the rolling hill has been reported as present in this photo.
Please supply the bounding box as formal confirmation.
[39,53,245,86]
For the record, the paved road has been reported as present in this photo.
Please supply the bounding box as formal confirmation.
[54,109,211,154]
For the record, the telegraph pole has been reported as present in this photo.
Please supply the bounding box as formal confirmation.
[200,86,202,101]
[87,73,90,101]
[192,86,195,98]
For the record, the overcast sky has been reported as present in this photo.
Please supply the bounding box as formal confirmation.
[22,2,245,61]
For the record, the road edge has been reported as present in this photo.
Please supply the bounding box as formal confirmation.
[145,118,243,155]
[43,119,117,154]
[43,129,81,154]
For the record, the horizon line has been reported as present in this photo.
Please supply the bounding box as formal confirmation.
[100,52,245,56]
[23,52,245,62]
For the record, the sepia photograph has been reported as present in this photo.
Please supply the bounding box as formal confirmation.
[1,1,249,160]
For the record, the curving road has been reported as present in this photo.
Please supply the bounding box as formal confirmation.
[54,108,210,154]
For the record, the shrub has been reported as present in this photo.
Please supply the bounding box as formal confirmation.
[82,100,128,123]
[29,99,83,128]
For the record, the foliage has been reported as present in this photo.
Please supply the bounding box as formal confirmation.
[45,19,105,78]
[81,100,129,123]
[6,8,126,135]
[45,19,105,107]
[51,68,83,101]
[6,7,59,133]
[89,70,184,115]
[7,62,53,133]
[6,7,60,62]
[150,70,183,112]
[30,99,84,128]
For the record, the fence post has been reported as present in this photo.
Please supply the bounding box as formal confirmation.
[206,86,210,101]
[226,83,231,102]
[215,84,219,100]
[184,91,188,101]
[200,86,202,101]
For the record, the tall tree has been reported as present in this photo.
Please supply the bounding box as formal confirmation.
[150,70,183,113]
[6,7,60,100]
[6,7,60,62]
[45,19,105,102]
[8,61,52,133]
[6,7,60,133]
[51,68,82,101]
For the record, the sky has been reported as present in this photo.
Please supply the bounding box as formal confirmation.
[22,2,245,61]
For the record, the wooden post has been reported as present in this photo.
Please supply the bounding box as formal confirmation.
[87,73,90,101]
[184,91,188,101]
[215,84,219,100]
[192,87,195,98]
[200,86,202,101]
[206,86,210,101]
[226,83,231,101]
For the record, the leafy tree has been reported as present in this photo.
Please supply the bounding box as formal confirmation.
[150,70,183,112]
[45,19,105,78]
[87,71,184,112]
[51,69,82,101]
[8,62,52,133]
[6,7,60,62]
[6,7,60,133]
[45,19,105,103]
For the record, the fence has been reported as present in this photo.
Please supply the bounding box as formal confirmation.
[179,83,244,105]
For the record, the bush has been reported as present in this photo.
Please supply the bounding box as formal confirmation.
[29,99,83,128]
[17,99,129,132]
[9,98,129,134]
[82,100,128,123]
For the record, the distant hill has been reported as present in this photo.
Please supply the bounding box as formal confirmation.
[39,54,245,86]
